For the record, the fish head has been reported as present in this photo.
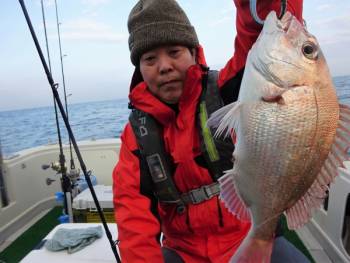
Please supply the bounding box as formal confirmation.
[250,11,332,101]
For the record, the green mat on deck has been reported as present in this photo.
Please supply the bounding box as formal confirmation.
[0,206,62,263]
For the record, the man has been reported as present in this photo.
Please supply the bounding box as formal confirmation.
[113,0,308,262]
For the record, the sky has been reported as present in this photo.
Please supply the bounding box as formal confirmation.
[0,0,350,111]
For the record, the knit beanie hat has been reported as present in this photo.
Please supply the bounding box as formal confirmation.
[128,0,199,65]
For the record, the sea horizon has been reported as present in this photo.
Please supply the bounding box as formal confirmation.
[0,97,129,114]
[1,74,350,158]
[1,74,350,113]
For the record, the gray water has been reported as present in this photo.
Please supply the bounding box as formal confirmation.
[0,99,130,158]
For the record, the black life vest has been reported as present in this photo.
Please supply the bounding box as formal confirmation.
[129,69,234,213]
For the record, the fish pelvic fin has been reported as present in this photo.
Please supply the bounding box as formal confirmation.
[286,103,350,230]
[230,234,273,263]
[207,102,241,138]
[218,170,251,222]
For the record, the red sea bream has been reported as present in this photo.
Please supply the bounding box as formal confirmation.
[209,11,350,263]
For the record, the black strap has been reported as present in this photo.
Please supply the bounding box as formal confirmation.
[198,70,235,181]
[129,109,186,213]
[181,182,220,204]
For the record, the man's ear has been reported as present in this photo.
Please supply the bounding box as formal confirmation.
[130,66,144,91]
[191,47,197,63]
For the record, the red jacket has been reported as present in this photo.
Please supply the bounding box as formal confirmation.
[113,1,303,262]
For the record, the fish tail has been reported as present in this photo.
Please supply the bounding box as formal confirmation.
[231,235,274,263]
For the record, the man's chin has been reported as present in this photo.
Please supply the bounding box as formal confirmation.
[161,92,182,104]
[163,97,180,104]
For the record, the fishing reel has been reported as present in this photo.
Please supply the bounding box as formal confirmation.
[42,161,81,180]
[42,161,66,174]
[67,167,80,181]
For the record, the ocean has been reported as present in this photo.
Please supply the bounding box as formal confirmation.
[0,99,130,158]
[1,76,350,158]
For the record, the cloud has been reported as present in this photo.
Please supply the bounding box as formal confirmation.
[219,2,235,15]
[34,0,55,8]
[314,15,350,45]
[80,0,111,7]
[209,4,236,27]
[60,31,125,42]
[53,18,126,43]
[209,16,233,27]
[80,0,111,16]
[316,4,332,11]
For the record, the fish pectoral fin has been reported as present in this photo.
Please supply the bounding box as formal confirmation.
[286,104,350,230]
[218,170,251,222]
[207,102,241,138]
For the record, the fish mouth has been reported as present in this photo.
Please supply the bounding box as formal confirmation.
[265,11,305,37]
[279,12,294,32]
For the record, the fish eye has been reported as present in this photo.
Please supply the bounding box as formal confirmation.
[302,41,318,60]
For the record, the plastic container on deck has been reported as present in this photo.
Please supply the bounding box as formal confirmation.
[75,174,98,193]
[72,185,115,223]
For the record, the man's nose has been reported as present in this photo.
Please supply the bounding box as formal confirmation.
[158,56,173,74]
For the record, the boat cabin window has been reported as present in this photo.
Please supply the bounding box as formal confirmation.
[323,186,329,211]
[342,194,350,256]
[0,160,9,208]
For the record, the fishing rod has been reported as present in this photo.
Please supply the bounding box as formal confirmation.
[40,0,72,221]
[54,0,76,172]
[18,1,121,262]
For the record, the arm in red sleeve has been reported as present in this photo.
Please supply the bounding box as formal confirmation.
[113,124,163,263]
[218,0,303,89]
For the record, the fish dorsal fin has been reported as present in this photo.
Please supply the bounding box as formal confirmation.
[218,169,251,222]
[207,102,241,138]
[286,103,350,230]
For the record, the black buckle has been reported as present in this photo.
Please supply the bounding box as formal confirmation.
[189,187,208,204]
[203,184,214,197]
[181,183,220,205]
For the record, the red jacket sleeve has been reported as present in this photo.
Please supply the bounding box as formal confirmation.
[218,0,303,88]
[113,124,163,263]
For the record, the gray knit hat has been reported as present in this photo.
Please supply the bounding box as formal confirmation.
[128,0,199,65]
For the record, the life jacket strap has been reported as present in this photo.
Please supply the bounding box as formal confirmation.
[181,182,220,204]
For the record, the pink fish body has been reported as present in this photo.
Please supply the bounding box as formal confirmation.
[209,11,350,263]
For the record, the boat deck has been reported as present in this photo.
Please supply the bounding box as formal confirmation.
[297,227,332,263]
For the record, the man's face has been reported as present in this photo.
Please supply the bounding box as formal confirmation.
[139,45,196,104]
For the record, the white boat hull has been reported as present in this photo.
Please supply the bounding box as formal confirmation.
[1,138,350,263]
[0,139,120,247]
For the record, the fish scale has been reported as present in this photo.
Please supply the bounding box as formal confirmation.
[237,93,317,230]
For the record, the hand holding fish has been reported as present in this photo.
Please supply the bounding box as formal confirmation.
[208,11,350,263]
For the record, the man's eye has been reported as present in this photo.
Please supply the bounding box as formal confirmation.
[169,49,180,56]
[145,56,155,61]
